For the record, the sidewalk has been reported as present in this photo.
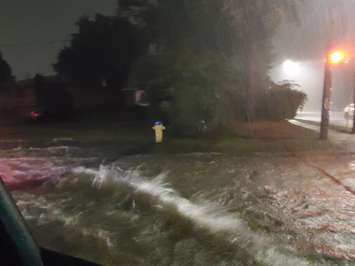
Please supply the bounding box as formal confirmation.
[290,119,355,145]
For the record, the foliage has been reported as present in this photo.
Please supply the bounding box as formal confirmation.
[54,14,146,87]
[258,82,307,121]
[121,0,301,133]
[116,1,303,132]
[170,55,218,134]
[128,53,177,96]
[0,52,14,85]
[130,50,247,134]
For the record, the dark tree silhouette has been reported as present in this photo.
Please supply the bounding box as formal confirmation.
[0,52,14,84]
[54,14,146,88]
[122,0,301,129]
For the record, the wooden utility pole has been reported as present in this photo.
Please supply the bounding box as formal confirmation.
[320,62,332,140]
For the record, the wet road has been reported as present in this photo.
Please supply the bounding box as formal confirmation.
[296,111,351,128]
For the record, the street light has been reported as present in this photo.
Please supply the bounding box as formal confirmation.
[282,60,301,77]
[328,50,348,65]
[320,49,349,140]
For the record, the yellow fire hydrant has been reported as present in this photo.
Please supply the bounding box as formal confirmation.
[152,121,166,144]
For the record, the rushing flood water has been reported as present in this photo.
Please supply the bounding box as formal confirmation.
[2,142,355,265]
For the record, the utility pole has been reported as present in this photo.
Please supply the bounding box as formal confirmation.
[319,49,347,140]
[320,62,332,140]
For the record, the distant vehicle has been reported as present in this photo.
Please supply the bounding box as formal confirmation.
[344,103,354,120]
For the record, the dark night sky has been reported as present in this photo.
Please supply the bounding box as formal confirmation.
[0,0,116,80]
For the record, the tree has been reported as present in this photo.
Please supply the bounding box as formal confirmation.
[0,52,14,84]
[221,0,300,120]
[54,14,146,87]
[122,1,301,132]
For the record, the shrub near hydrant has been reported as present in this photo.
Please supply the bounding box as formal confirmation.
[260,82,307,121]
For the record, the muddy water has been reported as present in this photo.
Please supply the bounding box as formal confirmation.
[1,144,355,265]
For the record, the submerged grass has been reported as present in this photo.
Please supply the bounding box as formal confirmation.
[152,121,336,155]
[0,114,338,156]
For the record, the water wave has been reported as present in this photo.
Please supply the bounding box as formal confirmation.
[72,164,312,266]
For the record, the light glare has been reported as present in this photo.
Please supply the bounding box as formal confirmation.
[282,60,301,76]
[328,50,347,65]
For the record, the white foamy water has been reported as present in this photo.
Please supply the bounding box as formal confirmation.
[72,165,313,266]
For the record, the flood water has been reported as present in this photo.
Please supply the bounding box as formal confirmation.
[2,139,355,265]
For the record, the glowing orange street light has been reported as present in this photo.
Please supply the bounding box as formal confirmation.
[327,49,348,65]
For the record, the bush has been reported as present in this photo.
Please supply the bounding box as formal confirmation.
[258,82,306,121]
[171,87,208,136]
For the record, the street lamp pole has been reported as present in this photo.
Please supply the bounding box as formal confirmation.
[320,62,332,140]
[319,49,347,140]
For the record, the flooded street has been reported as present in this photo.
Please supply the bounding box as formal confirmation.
[1,138,355,266]
[2,0,355,265]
